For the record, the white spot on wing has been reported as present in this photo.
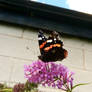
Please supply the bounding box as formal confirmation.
[54,38,56,41]
[38,37,42,40]
[47,40,53,43]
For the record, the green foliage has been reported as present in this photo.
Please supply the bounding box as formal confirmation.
[24,81,38,92]
[0,83,12,92]
[0,81,90,92]
[0,81,38,92]
[72,83,90,91]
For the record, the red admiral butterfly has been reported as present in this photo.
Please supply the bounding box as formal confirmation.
[38,30,68,62]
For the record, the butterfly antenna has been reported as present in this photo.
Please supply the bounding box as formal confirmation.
[38,30,47,42]
[58,32,63,36]
[39,30,43,34]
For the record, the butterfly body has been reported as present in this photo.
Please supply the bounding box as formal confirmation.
[38,31,68,62]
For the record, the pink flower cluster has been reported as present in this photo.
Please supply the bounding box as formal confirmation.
[24,60,74,91]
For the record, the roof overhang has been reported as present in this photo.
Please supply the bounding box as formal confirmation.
[0,0,92,39]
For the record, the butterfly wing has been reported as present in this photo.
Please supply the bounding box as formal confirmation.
[38,30,47,56]
[38,31,68,62]
[43,31,63,53]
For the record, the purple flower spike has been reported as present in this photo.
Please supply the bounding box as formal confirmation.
[24,60,74,91]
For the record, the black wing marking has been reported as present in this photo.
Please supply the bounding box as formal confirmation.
[38,30,47,46]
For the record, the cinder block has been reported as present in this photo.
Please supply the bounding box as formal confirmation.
[0,24,23,37]
[70,68,92,92]
[83,40,92,51]
[0,35,39,60]
[63,36,92,51]
[10,58,33,83]
[85,50,92,71]
[57,47,84,69]
[28,38,40,56]
[62,36,85,49]
[0,56,13,81]
[23,28,38,40]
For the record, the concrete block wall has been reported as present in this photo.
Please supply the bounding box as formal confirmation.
[0,23,92,92]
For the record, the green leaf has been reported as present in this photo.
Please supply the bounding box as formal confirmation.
[72,83,90,90]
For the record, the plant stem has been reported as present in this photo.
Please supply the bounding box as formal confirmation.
[66,90,72,92]
[0,88,13,92]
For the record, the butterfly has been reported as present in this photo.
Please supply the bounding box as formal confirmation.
[38,30,68,62]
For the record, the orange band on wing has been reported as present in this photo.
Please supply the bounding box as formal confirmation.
[53,44,61,47]
[40,41,47,49]
[44,44,61,51]
[44,45,53,51]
